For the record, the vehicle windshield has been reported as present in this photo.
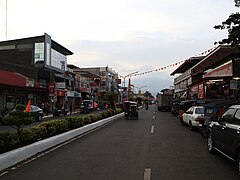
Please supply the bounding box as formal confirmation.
[195,108,204,114]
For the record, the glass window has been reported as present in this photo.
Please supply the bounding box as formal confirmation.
[233,109,240,124]
[187,107,193,114]
[51,49,67,71]
[221,108,236,122]
[34,43,44,64]
[46,43,51,66]
[195,107,204,114]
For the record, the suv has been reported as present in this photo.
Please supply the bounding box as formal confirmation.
[207,105,240,173]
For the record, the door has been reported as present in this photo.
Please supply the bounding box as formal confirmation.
[214,108,236,156]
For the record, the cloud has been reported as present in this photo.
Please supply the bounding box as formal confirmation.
[1,0,239,95]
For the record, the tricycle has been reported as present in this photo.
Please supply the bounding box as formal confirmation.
[123,101,138,120]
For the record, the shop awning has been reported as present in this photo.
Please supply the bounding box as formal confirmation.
[0,69,32,87]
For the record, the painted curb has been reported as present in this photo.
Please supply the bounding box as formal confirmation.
[0,112,124,171]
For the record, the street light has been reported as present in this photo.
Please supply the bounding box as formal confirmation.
[119,71,139,88]
[118,71,139,102]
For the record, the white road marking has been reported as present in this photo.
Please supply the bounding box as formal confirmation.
[152,115,155,120]
[144,168,151,180]
[151,126,154,133]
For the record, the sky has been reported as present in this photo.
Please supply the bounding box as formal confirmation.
[0,0,239,95]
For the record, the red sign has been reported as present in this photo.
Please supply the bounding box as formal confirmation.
[203,61,233,78]
[56,90,66,97]
[90,82,100,87]
[198,84,204,99]
[48,83,55,96]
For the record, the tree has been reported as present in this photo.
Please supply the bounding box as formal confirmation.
[103,91,118,110]
[235,0,240,7]
[214,1,240,47]
[3,104,35,133]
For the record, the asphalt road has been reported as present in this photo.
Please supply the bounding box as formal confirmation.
[0,105,239,180]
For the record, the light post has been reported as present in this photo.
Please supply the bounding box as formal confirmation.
[119,71,139,102]
[122,71,139,88]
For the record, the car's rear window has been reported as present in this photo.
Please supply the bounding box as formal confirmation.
[195,108,204,114]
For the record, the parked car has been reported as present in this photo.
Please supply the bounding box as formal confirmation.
[29,105,44,121]
[178,100,198,123]
[182,106,204,130]
[3,105,44,121]
[199,99,237,137]
[207,105,240,174]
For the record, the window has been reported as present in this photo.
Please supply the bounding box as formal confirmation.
[51,49,67,71]
[34,43,44,64]
[195,107,204,114]
[46,43,51,66]
[233,109,240,124]
[221,108,236,122]
[187,107,193,114]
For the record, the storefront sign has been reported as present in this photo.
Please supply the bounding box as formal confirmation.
[56,90,66,97]
[55,82,65,89]
[198,84,204,99]
[203,61,233,78]
[190,85,198,99]
[26,78,34,87]
[75,92,81,98]
[90,82,100,87]
[80,87,91,93]
[67,91,75,97]
[48,83,55,96]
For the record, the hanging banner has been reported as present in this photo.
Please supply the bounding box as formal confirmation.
[198,84,204,99]
[48,83,55,96]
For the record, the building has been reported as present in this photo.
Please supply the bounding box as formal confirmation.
[0,33,73,111]
[170,56,204,100]
[190,45,240,101]
[171,45,240,102]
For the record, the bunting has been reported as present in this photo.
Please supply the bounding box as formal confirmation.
[125,59,185,78]
[124,47,215,78]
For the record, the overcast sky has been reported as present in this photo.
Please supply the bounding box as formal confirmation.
[0,0,238,95]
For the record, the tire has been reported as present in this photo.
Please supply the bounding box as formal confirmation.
[207,132,215,153]
[37,114,42,121]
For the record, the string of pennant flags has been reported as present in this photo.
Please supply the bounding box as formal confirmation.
[126,47,215,78]
[75,47,215,80]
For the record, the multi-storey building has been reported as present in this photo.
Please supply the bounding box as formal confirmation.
[170,56,204,100]
[171,45,240,101]
[0,33,73,111]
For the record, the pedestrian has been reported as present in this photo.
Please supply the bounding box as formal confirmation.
[94,101,98,110]
[105,103,108,109]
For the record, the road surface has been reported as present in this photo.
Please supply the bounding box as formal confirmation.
[0,105,239,179]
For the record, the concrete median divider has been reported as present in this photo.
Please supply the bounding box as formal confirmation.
[0,112,124,172]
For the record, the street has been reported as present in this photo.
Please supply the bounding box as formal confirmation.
[0,105,239,180]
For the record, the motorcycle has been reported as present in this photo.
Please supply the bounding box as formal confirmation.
[53,107,68,117]
[145,104,149,110]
